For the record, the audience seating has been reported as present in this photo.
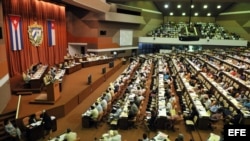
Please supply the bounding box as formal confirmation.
[93,113,103,129]
[185,115,198,131]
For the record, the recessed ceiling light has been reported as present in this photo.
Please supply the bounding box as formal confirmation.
[170,12,174,16]
[194,13,198,16]
[164,4,169,8]
[177,5,181,8]
[191,5,194,8]
[203,5,208,9]
[182,12,186,16]
[207,13,211,16]
[217,5,221,9]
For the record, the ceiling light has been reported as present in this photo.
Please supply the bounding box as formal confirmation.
[177,5,181,8]
[207,13,211,16]
[194,13,198,16]
[191,5,194,8]
[217,5,221,9]
[164,4,169,9]
[182,12,186,16]
[170,12,174,16]
[203,5,208,9]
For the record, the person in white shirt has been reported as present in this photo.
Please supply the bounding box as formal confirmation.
[4,119,22,140]
[109,130,121,141]
[203,97,212,110]
[166,99,173,111]
[95,102,103,114]
[64,128,79,141]
[101,97,108,111]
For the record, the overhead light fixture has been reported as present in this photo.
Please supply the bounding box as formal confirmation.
[203,5,208,9]
[217,5,221,9]
[170,12,174,16]
[191,5,194,8]
[177,5,181,9]
[164,4,169,8]
[179,0,199,41]
[207,13,211,16]
[182,12,186,16]
[194,13,198,16]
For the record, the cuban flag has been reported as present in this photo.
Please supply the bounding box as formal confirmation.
[8,15,23,51]
[47,20,56,46]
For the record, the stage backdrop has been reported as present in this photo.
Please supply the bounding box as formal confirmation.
[3,0,67,77]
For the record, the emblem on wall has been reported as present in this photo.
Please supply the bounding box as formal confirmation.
[28,22,43,46]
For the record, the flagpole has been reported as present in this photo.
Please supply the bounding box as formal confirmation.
[36,46,40,63]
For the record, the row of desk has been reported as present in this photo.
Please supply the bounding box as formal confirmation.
[64,58,114,75]
[179,55,250,125]
[81,59,139,130]
[24,117,57,141]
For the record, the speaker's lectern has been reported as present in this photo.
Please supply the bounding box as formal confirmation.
[47,80,61,101]
[30,80,61,104]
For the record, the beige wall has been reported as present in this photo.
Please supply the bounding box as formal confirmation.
[0,0,11,113]
[66,6,163,49]
[216,3,250,42]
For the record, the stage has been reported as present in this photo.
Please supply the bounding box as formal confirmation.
[4,59,125,121]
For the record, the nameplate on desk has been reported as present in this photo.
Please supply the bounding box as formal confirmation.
[224,125,250,140]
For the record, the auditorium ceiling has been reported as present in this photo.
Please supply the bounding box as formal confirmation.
[106,0,250,17]
[49,0,249,17]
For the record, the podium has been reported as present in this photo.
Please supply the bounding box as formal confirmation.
[30,80,61,104]
[47,80,61,101]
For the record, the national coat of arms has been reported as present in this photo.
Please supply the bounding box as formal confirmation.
[28,22,43,46]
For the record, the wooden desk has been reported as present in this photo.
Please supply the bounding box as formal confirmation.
[82,115,91,128]
[65,63,82,74]
[25,118,57,141]
[29,65,48,89]
[81,58,113,68]
[25,123,44,141]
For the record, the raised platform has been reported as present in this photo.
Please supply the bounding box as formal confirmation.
[11,81,43,94]
[5,59,124,129]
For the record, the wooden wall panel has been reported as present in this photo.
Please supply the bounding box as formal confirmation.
[0,61,8,79]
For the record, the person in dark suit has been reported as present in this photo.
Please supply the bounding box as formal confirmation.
[29,114,37,124]
[149,107,158,131]
[41,110,53,137]
[227,110,242,125]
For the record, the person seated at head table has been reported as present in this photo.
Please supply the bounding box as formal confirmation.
[50,67,57,77]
